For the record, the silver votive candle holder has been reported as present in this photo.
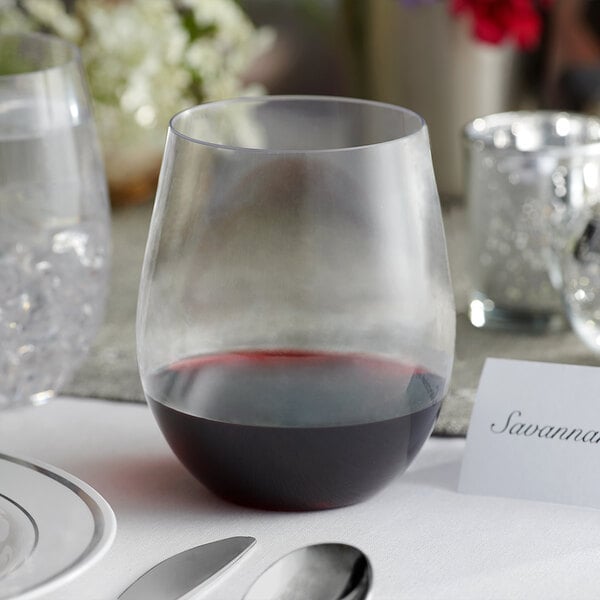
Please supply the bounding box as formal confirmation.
[463,111,600,332]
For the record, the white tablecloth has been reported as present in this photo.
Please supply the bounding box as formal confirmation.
[2,398,600,600]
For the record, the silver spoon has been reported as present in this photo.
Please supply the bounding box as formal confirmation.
[243,543,372,600]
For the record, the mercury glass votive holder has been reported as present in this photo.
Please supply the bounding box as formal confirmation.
[463,111,600,331]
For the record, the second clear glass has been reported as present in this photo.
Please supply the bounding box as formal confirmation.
[137,96,455,510]
[0,33,110,409]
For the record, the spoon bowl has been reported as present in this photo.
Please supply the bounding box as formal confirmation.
[243,542,371,600]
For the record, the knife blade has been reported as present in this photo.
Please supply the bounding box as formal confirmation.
[118,536,256,600]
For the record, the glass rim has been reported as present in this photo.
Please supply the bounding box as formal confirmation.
[0,31,80,80]
[463,110,600,154]
[168,95,427,154]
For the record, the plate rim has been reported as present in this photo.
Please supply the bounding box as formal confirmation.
[0,451,117,600]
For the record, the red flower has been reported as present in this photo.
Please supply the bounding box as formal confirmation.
[451,0,552,50]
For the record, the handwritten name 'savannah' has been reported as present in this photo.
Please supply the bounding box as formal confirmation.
[491,410,600,444]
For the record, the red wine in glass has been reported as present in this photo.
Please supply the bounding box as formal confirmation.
[146,350,445,511]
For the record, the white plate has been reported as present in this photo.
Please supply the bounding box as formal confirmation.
[0,453,116,599]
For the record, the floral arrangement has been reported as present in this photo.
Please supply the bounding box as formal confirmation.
[0,0,273,198]
[401,0,553,50]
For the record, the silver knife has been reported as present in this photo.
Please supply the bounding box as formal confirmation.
[118,536,256,600]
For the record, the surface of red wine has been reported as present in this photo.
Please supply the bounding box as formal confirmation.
[147,350,445,510]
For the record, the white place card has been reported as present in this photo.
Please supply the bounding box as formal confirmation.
[459,358,600,509]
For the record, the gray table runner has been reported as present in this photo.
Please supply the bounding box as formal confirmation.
[65,202,599,436]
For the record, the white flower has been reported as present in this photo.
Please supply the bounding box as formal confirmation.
[0,0,274,171]
[21,0,83,42]
[0,0,34,31]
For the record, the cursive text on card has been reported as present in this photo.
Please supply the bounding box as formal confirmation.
[491,410,600,443]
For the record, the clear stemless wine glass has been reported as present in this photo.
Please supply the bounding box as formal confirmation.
[0,32,110,409]
[137,96,455,510]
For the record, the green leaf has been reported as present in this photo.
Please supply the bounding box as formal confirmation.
[177,7,217,42]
